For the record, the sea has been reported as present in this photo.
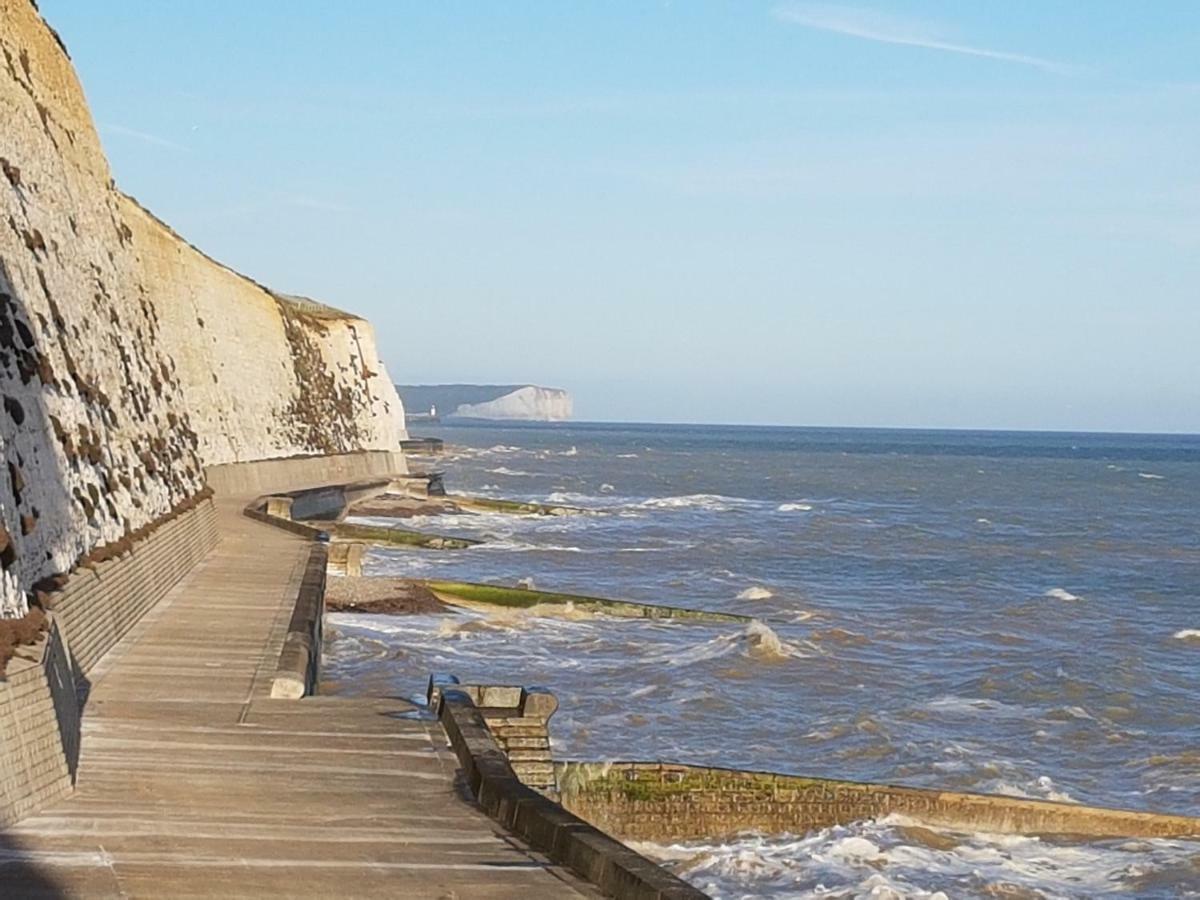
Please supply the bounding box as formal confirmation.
[323,422,1200,898]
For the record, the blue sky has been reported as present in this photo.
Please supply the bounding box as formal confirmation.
[40,2,1200,431]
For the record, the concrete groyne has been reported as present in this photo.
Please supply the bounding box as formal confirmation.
[556,761,1200,844]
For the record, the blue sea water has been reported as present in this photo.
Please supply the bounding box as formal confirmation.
[325,422,1200,898]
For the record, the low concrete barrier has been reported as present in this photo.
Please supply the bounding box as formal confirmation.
[271,542,328,699]
[557,761,1200,843]
[434,683,707,899]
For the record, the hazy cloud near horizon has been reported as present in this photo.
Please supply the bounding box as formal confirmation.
[42,0,1200,432]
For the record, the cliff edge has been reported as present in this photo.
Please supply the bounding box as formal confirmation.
[397,384,572,422]
[0,0,405,616]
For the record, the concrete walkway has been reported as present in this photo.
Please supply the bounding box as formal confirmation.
[2,499,600,898]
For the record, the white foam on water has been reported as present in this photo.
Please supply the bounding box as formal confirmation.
[1138,472,1165,480]
[744,620,810,660]
[1045,587,1084,601]
[485,466,534,476]
[481,540,586,553]
[776,502,813,512]
[648,816,1200,898]
[617,453,639,458]
[543,490,612,509]
[1172,629,1200,641]
[636,493,755,512]
[737,586,774,600]
[924,696,1030,719]
[984,774,1077,803]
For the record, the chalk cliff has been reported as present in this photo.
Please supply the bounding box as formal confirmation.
[0,0,405,616]
[397,384,572,422]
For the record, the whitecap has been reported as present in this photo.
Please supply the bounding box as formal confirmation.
[636,493,750,512]
[1138,472,1165,480]
[1172,629,1200,641]
[483,540,585,553]
[744,620,807,660]
[737,586,774,600]
[776,502,813,512]
[649,816,1195,899]
[1044,587,1083,601]
[616,453,639,458]
[486,466,533,476]
[600,483,615,493]
[560,446,578,456]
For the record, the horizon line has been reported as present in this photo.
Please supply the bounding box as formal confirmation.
[425,418,1200,438]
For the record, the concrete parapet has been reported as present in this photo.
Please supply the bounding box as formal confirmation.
[427,675,560,796]
[557,761,1200,844]
[270,544,327,699]
[434,682,707,899]
[205,450,407,497]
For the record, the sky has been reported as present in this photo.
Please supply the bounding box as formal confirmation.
[39,1,1200,432]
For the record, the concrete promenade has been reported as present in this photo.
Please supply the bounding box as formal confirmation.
[1,498,599,898]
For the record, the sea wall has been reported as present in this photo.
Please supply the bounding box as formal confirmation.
[556,761,1200,843]
[0,497,219,826]
[0,0,404,617]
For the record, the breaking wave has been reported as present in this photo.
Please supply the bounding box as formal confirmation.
[1045,587,1083,601]
[648,816,1198,899]
[635,493,753,512]
[737,586,774,600]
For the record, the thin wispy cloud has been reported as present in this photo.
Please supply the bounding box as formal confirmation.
[101,122,190,152]
[773,3,1073,74]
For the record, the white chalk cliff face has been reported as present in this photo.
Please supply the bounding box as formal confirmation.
[0,0,405,615]
[454,386,573,421]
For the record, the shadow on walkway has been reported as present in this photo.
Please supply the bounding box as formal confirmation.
[0,832,70,898]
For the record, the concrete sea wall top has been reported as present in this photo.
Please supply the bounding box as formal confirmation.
[0,0,405,615]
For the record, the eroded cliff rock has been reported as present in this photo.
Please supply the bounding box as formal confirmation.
[0,0,405,616]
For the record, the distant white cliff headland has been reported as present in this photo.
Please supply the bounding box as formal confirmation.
[396,384,572,422]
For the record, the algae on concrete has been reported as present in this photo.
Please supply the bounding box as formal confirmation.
[333,523,480,550]
[424,580,751,623]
